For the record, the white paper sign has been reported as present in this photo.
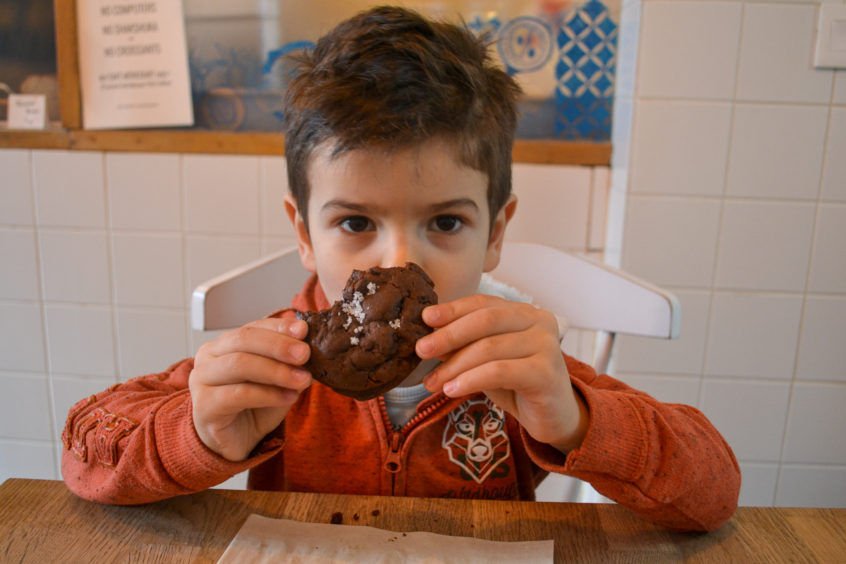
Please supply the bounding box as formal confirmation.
[7,94,47,130]
[76,0,194,129]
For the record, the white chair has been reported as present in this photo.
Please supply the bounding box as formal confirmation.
[191,241,681,503]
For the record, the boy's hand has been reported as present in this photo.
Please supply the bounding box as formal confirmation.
[417,295,589,453]
[189,317,312,462]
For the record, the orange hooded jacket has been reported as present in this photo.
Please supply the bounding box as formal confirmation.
[62,275,740,532]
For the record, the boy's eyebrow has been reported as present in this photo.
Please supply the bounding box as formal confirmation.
[428,198,480,214]
[320,198,480,214]
[320,199,372,214]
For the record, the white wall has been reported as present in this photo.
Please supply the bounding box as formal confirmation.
[609,0,846,507]
[0,148,606,483]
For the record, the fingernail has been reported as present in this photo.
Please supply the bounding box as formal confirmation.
[290,319,308,338]
[422,372,436,391]
[423,307,440,324]
[443,380,458,396]
[292,368,311,386]
[417,338,433,357]
[292,343,310,363]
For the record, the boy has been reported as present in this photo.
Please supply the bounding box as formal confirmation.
[62,6,740,532]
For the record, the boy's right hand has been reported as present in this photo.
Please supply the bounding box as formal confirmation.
[189,317,312,462]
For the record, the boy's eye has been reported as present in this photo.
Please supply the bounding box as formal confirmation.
[431,215,463,233]
[339,216,373,233]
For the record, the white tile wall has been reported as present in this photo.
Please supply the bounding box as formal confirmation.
[260,156,295,237]
[700,379,791,461]
[185,235,263,294]
[115,309,190,377]
[796,296,846,382]
[621,196,721,287]
[0,228,40,301]
[714,201,815,292]
[636,1,742,99]
[44,305,116,377]
[615,373,701,406]
[616,290,711,375]
[736,463,778,507]
[107,153,182,231]
[32,151,106,228]
[808,204,846,293]
[38,230,111,304]
[736,3,832,104]
[615,0,846,508]
[821,108,846,202]
[782,383,846,465]
[834,71,846,105]
[509,164,592,250]
[630,101,731,197]
[183,154,261,235]
[0,150,34,225]
[0,441,57,482]
[705,293,803,380]
[111,233,185,307]
[0,148,601,487]
[0,372,53,441]
[726,104,827,200]
[776,466,846,508]
[0,303,46,373]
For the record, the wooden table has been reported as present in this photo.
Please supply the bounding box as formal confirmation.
[2,478,844,563]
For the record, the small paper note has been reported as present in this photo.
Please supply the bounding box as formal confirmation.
[7,94,47,130]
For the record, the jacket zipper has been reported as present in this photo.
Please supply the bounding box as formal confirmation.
[378,394,453,495]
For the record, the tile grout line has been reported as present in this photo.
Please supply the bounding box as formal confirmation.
[774,72,839,499]
[696,0,746,420]
[29,149,60,479]
[179,154,193,356]
[102,153,122,389]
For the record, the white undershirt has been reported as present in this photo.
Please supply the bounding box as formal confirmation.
[380,275,552,429]
[382,383,432,429]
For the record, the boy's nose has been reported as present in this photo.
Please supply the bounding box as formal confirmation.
[381,236,422,269]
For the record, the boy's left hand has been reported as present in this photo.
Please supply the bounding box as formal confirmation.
[417,294,589,453]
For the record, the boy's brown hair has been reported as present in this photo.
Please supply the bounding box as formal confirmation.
[283,5,521,231]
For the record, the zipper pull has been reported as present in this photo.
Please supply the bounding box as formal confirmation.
[385,433,402,473]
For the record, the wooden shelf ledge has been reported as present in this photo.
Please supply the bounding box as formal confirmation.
[0,128,610,165]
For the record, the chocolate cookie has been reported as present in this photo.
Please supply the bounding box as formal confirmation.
[297,263,438,400]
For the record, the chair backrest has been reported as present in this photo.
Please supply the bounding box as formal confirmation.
[491,242,680,372]
[191,247,311,333]
[191,242,680,371]
[491,242,680,338]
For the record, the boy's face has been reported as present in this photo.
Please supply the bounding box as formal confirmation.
[285,139,516,304]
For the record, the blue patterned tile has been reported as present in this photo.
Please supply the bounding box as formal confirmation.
[553,0,618,140]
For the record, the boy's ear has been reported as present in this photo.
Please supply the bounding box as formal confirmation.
[483,194,518,273]
[284,193,317,273]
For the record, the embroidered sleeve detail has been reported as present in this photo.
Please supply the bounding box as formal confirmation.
[63,402,138,467]
[61,395,95,453]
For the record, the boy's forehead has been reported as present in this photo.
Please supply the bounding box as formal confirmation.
[305,140,489,204]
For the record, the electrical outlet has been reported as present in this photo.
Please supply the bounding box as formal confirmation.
[814,5,846,69]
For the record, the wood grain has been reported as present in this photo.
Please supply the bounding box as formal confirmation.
[68,129,287,155]
[53,0,81,129]
[512,139,612,166]
[0,129,70,149]
[0,128,610,165]
[2,479,845,563]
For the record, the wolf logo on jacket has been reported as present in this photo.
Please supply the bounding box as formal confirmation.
[441,397,511,484]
